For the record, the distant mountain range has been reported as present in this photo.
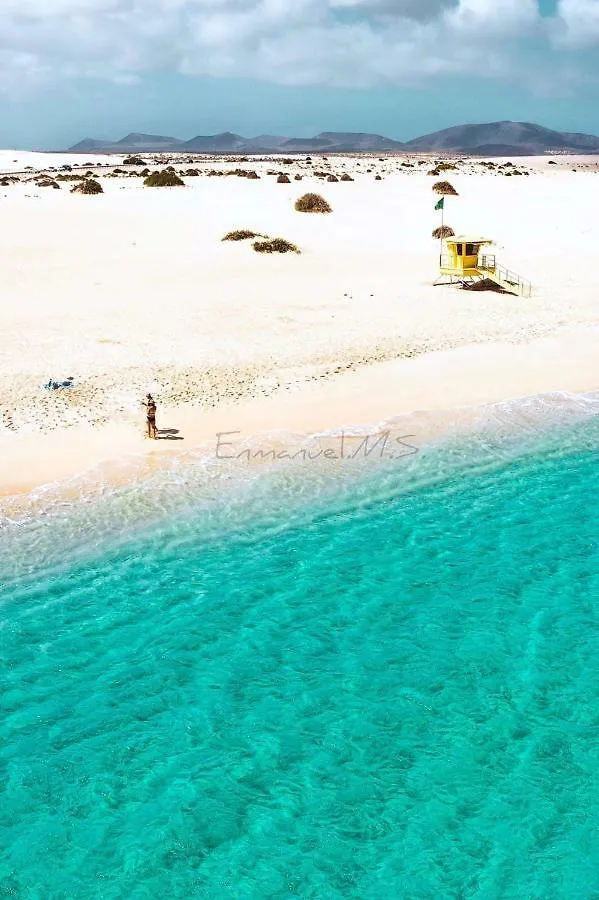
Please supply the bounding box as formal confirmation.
[404,121,599,156]
[68,130,406,154]
[68,122,599,156]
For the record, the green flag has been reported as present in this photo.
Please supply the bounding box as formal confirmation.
[434,197,444,211]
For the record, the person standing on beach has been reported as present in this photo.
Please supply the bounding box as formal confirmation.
[142,393,157,439]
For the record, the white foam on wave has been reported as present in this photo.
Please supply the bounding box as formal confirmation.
[1,389,598,584]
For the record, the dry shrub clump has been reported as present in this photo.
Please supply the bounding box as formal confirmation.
[374,175,382,181]
[38,178,60,189]
[222,230,263,241]
[294,174,302,181]
[432,181,458,196]
[253,238,299,254]
[123,156,146,165]
[226,169,259,179]
[327,174,338,182]
[71,179,103,194]
[436,162,457,171]
[277,174,291,183]
[340,173,353,181]
[432,225,455,239]
[294,193,332,213]
[143,170,185,187]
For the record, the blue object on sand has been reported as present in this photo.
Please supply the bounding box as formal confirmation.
[44,377,74,390]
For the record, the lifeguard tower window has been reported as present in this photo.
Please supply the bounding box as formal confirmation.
[465,244,477,256]
[457,244,463,256]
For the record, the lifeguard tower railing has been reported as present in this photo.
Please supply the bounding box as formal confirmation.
[479,254,532,298]
[438,253,532,298]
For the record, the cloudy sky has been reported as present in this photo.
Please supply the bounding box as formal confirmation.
[1,0,598,148]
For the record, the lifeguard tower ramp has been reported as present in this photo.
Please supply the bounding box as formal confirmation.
[435,237,532,298]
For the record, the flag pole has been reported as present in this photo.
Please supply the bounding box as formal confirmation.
[439,197,444,263]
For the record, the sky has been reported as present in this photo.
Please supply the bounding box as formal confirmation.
[1,0,599,149]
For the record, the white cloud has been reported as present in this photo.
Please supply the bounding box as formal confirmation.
[553,0,599,46]
[0,0,587,95]
[446,0,539,35]
[329,0,459,22]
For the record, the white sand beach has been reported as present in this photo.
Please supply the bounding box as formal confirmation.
[1,151,598,500]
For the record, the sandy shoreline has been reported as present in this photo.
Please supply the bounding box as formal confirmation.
[1,150,599,506]
[1,326,598,502]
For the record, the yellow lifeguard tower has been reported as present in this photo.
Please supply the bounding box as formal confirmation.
[435,236,532,297]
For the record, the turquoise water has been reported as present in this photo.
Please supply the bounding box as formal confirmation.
[2,407,599,898]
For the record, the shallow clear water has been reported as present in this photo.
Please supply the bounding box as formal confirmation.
[2,405,599,898]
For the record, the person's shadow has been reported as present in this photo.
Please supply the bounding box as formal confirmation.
[156,428,184,441]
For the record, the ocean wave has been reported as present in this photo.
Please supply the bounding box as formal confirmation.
[1,389,598,583]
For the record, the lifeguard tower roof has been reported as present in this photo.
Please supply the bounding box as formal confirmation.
[447,236,493,245]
